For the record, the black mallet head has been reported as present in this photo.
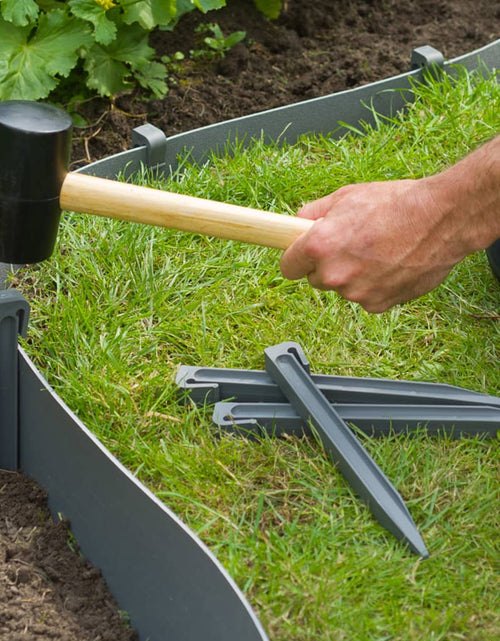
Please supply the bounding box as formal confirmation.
[0,100,73,264]
[1,101,311,262]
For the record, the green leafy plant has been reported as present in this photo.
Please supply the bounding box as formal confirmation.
[0,0,245,101]
[161,51,185,73]
[192,22,246,58]
[254,0,283,19]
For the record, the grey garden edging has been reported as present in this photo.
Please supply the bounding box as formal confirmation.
[18,341,269,641]
[1,38,499,641]
[80,40,500,181]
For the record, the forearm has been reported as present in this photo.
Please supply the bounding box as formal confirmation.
[427,134,500,256]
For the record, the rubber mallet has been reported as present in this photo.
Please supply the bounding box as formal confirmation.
[0,101,313,265]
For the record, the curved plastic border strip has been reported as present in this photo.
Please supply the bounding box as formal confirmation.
[82,39,499,180]
[18,346,269,641]
[163,39,499,170]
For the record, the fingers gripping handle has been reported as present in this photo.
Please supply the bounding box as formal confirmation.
[60,173,313,250]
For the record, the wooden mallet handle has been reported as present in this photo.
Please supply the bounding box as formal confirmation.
[60,173,313,251]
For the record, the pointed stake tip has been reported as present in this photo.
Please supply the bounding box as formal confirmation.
[407,534,429,559]
[418,541,430,559]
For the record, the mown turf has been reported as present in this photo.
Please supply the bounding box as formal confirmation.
[16,67,500,640]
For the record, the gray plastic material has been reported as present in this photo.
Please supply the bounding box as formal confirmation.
[176,364,500,408]
[264,342,428,558]
[0,291,29,470]
[78,146,150,180]
[486,238,500,283]
[131,124,168,170]
[18,347,269,641]
[0,262,23,289]
[410,45,445,73]
[163,69,415,171]
[212,402,500,439]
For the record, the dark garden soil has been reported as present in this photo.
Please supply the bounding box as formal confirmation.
[2,1,499,639]
[0,470,137,640]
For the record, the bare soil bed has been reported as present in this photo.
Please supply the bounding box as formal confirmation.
[2,1,499,639]
[0,470,137,640]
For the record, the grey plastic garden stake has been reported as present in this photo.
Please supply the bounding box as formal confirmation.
[0,290,29,470]
[264,342,429,558]
[212,401,500,439]
[176,364,500,408]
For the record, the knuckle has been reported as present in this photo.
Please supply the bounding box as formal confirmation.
[303,222,336,260]
[323,272,348,290]
[302,236,326,261]
[363,302,389,314]
[333,184,355,198]
[339,284,384,311]
[359,295,391,313]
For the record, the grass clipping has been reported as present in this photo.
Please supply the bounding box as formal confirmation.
[17,68,500,641]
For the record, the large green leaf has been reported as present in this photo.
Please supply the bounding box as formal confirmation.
[121,0,177,29]
[193,0,225,12]
[104,21,154,65]
[0,11,92,100]
[83,22,156,95]
[134,60,168,97]
[159,0,195,30]
[254,0,282,19]
[1,0,39,27]
[0,14,27,58]
[83,43,132,95]
[0,19,33,89]
[68,0,117,45]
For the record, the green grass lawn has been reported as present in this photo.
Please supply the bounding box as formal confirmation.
[17,67,500,640]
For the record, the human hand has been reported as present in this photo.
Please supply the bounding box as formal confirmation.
[280,178,467,313]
